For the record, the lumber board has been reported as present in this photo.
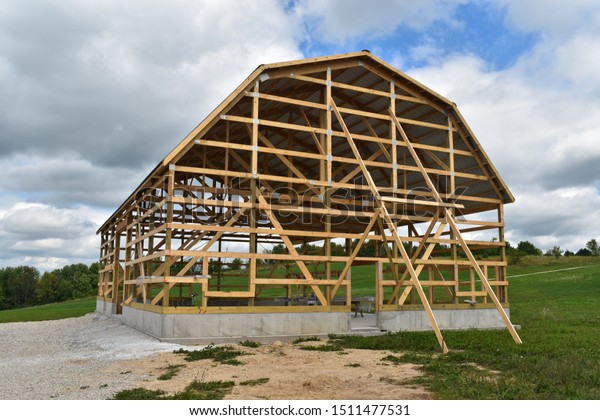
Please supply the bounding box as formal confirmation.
[331,97,448,354]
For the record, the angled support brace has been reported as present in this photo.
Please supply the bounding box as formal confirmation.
[396,222,447,305]
[444,208,522,344]
[387,213,445,303]
[330,208,381,299]
[389,108,521,345]
[332,98,448,353]
[256,191,328,306]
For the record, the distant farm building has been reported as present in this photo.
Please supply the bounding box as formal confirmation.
[96,51,521,352]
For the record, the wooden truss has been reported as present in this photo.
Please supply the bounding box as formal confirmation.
[97,52,521,352]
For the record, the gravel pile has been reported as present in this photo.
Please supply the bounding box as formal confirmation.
[0,313,188,400]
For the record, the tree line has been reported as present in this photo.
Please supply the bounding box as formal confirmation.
[1,238,597,309]
[510,238,600,260]
[260,238,600,267]
[0,263,98,311]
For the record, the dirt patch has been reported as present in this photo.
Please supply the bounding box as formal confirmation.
[0,314,430,400]
[115,343,431,400]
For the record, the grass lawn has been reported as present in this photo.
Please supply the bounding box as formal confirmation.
[331,258,600,399]
[0,296,96,323]
[3,257,600,399]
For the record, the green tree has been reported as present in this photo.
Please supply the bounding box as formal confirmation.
[262,244,286,264]
[35,272,60,304]
[53,263,96,300]
[228,258,243,271]
[551,246,562,259]
[576,248,592,256]
[35,262,100,305]
[330,242,346,256]
[352,239,394,257]
[507,248,525,265]
[517,241,542,256]
[586,239,600,256]
[0,266,39,309]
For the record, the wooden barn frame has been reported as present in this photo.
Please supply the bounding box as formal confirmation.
[96,51,521,352]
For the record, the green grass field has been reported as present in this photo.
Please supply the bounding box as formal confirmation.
[0,296,96,323]
[2,257,599,399]
[332,258,600,399]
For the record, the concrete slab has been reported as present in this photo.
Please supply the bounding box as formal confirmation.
[105,304,514,345]
[378,308,511,331]
[118,307,352,344]
[96,299,117,315]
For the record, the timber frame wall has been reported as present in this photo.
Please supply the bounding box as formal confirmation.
[97,52,521,352]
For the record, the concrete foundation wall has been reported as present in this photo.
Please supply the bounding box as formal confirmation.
[378,308,510,331]
[111,304,512,343]
[96,299,117,316]
[121,306,351,343]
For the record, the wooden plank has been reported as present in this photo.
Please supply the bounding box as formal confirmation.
[330,208,380,299]
[444,208,522,344]
[255,278,350,286]
[175,206,249,276]
[251,81,259,177]
[126,199,166,230]
[331,98,448,354]
[126,224,167,248]
[391,220,447,305]
[204,290,254,298]
[390,109,443,203]
[256,191,328,305]
[246,91,327,111]
[380,195,464,209]
[337,105,454,132]
[192,137,487,184]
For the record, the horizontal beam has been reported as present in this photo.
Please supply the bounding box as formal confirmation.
[379,195,464,209]
[254,278,350,286]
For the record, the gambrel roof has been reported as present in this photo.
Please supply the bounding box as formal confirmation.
[99,51,512,233]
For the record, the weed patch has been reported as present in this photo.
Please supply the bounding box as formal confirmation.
[113,380,235,400]
[114,388,166,400]
[345,363,361,368]
[172,380,235,400]
[239,378,270,386]
[382,353,433,365]
[239,340,261,348]
[158,364,184,381]
[292,336,321,344]
[174,345,246,365]
[298,344,342,352]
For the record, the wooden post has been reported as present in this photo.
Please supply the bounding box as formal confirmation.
[250,80,259,306]
[324,67,332,285]
[163,169,175,307]
[112,229,121,306]
[498,204,507,303]
[332,99,448,353]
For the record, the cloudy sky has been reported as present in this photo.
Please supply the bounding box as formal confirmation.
[1,0,599,271]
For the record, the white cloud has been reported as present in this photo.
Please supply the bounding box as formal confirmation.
[0,0,302,270]
[505,186,600,252]
[413,55,600,191]
[406,2,600,250]
[293,0,467,43]
[0,0,301,167]
[496,0,600,38]
[0,202,107,269]
[0,153,152,208]
[496,0,600,95]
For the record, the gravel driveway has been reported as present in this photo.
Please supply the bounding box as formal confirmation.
[0,313,187,400]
